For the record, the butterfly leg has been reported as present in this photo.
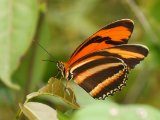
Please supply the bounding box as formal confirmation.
[63,79,71,99]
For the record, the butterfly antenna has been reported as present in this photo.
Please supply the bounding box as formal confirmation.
[33,40,58,63]
[42,59,57,62]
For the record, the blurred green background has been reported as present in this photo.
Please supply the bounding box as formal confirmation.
[0,0,160,120]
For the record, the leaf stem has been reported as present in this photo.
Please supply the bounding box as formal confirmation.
[15,99,29,120]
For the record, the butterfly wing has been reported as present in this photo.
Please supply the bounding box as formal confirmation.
[102,44,149,69]
[69,44,148,99]
[68,19,134,65]
[70,44,149,70]
[70,56,128,99]
[96,44,149,69]
[61,19,148,99]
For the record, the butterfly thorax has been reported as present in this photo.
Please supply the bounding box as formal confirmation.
[57,61,73,80]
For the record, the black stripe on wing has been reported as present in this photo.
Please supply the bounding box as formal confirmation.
[101,44,149,69]
[71,44,149,69]
[104,19,133,32]
[72,57,123,78]
[71,57,128,99]
[69,19,134,61]
[93,68,128,99]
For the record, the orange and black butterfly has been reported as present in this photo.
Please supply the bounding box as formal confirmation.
[57,19,149,99]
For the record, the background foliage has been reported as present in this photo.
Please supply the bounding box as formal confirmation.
[0,0,160,120]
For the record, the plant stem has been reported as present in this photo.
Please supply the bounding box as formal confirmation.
[23,12,45,99]
[125,0,159,44]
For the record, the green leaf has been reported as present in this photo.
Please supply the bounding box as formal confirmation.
[0,0,39,89]
[71,102,160,120]
[57,111,70,120]
[20,102,58,120]
[26,77,80,109]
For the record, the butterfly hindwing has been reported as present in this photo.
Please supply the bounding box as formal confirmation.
[70,44,149,70]
[70,56,128,99]
[68,44,148,99]
[68,19,134,65]
[98,44,149,69]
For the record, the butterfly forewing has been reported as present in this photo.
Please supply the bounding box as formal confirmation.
[70,56,128,99]
[68,19,134,65]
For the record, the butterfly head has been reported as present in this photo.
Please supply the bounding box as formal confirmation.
[57,61,73,80]
[57,61,65,78]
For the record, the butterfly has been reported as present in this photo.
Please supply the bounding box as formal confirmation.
[57,19,149,100]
